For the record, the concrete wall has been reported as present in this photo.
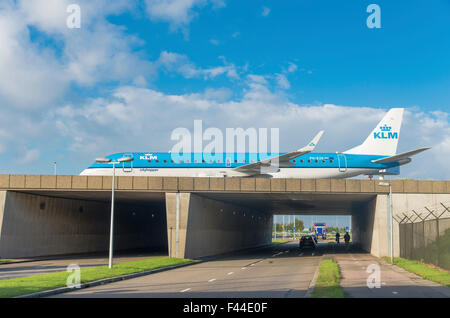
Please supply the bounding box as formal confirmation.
[165,193,272,259]
[2,175,449,194]
[352,193,450,258]
[0,191,167,258]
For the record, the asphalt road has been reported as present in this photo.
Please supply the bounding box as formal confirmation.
[53,241,323,298]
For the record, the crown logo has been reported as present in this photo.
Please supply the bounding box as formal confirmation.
[380,124,392,132]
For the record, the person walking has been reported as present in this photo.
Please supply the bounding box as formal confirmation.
[335,232,340,244]
[344,232,351,251]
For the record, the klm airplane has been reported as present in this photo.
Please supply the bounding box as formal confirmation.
[81,108,430,179]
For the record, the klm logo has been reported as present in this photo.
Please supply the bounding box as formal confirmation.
[374,124,398,139]
[140,153,158,160]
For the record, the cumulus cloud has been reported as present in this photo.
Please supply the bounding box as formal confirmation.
[261,6,270,17]
[18,149,40,165]
[0,0,152,109]
[157,51,239,79]
[145,0,226,32]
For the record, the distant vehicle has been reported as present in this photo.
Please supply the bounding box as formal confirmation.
[299,235,316,249]
[314,223,326,238]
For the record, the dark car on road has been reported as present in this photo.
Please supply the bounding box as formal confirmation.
[299,235,316,249]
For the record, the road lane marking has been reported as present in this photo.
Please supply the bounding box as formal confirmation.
[208,278,216,282]
[392,291,399,295]
[180,288,191,293]
[227,272,234,275]
[250,264,255,266]
[241,267,247,269]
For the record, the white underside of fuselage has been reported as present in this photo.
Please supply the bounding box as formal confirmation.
[80,167,379,179]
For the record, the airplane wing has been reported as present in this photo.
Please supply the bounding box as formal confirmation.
[371,147,430,164]
[232,131,324,176]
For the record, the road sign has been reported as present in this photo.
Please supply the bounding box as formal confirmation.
[293,226,296,232]
[345,226,349,230]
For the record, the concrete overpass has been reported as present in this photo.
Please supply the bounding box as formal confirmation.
[0,175,449,260]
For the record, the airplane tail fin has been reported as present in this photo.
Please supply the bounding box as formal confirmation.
[344,108,404,156]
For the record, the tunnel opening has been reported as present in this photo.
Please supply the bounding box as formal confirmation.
[0,191,168,259]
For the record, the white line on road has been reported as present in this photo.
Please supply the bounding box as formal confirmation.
[241,267,247,270]
[250,264,255,266]
[208,278,216,282]
[227,272,234,275]
[392,291,399,295]
[180,288,191,293]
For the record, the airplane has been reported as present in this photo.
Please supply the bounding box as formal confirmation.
[80,108,430,179]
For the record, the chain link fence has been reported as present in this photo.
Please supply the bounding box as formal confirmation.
[394,202,450,270]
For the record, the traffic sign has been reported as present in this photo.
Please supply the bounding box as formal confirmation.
[293,226,296,231]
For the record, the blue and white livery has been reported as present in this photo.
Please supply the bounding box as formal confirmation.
[80,108,430,179]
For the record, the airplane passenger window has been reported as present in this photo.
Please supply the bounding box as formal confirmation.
[148,160,151,163]
[164,160,167,163]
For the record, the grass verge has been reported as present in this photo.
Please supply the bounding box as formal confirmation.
[272,240,289,244]
[384,257,450,287]
[0,259,11,264]
[311,258,345,298]
[0,257,191,298]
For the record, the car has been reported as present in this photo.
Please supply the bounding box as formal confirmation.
[299,235,316,249]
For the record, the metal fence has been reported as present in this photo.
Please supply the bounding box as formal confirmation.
[395,202,450,270]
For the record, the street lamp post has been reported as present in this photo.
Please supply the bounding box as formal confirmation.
[379,182,393,265]
[96,156,134,269]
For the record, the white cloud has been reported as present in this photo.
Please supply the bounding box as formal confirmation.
[157,51,238,79]
[261,6,270,17]
[275,73,290,89]
[287,62,298,73]
[0,1,152,109]
[18,149,40,165]
[145,0,226,32]
[209,38,220,45]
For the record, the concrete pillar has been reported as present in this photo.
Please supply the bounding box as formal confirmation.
[165,193,272,259]
[352,195,390,258]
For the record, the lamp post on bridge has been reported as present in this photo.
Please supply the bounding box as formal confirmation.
[96,156,134,269]
[379,182,393,265]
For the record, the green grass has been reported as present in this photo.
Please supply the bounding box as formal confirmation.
[311,258,345,298]
[0,259,11,264]
[384,257,450,287]
[272,240,289,244]
[0,257,191,298]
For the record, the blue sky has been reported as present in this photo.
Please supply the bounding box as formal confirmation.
[0,0,449,179]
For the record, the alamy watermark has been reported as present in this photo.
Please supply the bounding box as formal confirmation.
[67,4,81,29]
[169,120,280,173]
[366,263,381,288]
[366,4,381,29]
[66,264,81,288]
